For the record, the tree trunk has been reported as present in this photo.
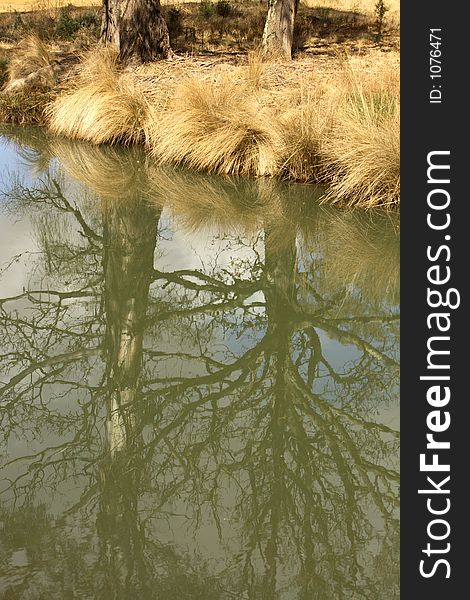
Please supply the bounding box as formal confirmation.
[103,198,161,454]
[101,0,120,47]
[261,0,299,60]
[101,0,171,62]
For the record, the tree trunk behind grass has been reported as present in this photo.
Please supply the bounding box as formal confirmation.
[101,0,120,47]
[261,0,299,60]
[101,0,171,62]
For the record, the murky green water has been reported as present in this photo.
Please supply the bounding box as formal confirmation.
[0,127,399,599]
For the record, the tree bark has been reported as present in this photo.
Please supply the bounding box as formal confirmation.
[101,0,171,63]
[261,0,299,60]
[101,0,120,47]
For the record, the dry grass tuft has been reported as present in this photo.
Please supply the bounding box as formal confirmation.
[7,35,53,84]
[47,48,151,145]
[278,88,334,182]
[323,71,400,208]
[147,76,281,177]
[245,50,268,91]
[0,86,54,124]
[21,47,400,208]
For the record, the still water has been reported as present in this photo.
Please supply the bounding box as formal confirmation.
[0,127,399,599]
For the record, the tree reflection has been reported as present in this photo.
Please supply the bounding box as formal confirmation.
[0,131,399,599]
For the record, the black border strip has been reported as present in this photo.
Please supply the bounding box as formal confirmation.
[401,1,468,596]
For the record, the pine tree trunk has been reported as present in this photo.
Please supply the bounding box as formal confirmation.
[100,0,171,62]
[261,0,299,60]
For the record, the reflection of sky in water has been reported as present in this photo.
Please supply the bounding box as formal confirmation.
[0,129,400,455]
[0,130,400,600]
[0,137,23,171]
[1,137,58,296]
[0,213,38,296]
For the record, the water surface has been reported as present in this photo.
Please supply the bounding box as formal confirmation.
[0,127,400,599]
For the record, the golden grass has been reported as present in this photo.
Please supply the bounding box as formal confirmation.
[7,35,53,84]
[322,69,400,208]
[245,50,268,91]
[278,89,333,182]
[0,0,99,12]
[46,48,151,145]
[147,76,281,177]
[0,0,182,10]
[0,86,54,124]
[0,0,400,11]
[302,0,400,19]
[16,41,400,208]
[0,37,56,125]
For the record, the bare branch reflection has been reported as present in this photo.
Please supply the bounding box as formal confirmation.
[0,130,399,599]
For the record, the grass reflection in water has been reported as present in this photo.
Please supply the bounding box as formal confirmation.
[0,127,399,599]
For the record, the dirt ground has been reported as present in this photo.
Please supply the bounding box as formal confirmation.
[0,0,98,12]
[0,0,400,19]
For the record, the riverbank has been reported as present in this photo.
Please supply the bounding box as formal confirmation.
[0,3,399,208]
